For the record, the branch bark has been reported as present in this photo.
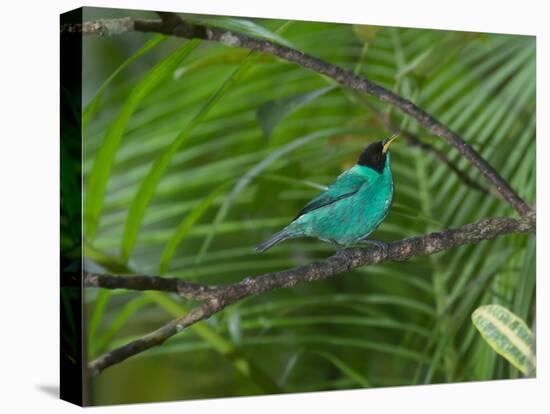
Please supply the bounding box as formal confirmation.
[86,213,535,375]
[85,272,226,300]
[354,96,492,195]
[62,14,533,216]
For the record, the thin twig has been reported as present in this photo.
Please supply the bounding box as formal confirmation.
[62,14,533,216]
[86,213,535,375]
[353,95,492,195]
[84,272,224,300]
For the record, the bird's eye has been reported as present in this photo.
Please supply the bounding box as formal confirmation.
[373,154,381,162]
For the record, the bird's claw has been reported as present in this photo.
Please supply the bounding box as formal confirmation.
[360,239,389,260]
[335,247,350,259]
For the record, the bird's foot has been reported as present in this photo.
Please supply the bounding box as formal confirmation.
[335,246,348,256]
[335,245,354,261]
[359,239,389,260]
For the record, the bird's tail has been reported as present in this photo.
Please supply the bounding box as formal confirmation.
[255,229,293,253]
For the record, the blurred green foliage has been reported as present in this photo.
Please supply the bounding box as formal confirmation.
[81,8,535,405]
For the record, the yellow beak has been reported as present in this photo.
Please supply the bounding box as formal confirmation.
[382,132,400,154]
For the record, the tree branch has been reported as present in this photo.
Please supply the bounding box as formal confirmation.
[84,272,225,300]
[86,213,535,375]
[354,96,492,196]
[62,14,533,216]
[403,131,492,194]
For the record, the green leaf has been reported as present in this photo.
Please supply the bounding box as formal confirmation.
[256,86,336,138]
[92,296,152,356]
[186,15,294,48]
[87,290,110,344]
[139,334,429,363]
[391,203,442,226]
[258,173,328,191]
[83,34,166,131]
[314,350,371,387]
[472,304,536,376]
[238,315,430,338]
[395,46,435,79]
[174,49,254,79]
[84,39,200,240]
[120,51,258,262]
[352,25,382,44]
[240,293,435,317]
[159,181,231,274]
[84,242,130,274]
[144,291,281,393]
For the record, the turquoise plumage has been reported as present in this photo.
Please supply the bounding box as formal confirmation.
[256,134,399,252]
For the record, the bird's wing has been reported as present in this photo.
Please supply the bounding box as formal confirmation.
[293,170,366,220]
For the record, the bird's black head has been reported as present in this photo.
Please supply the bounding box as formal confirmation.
[357,133,400,174]
[358,141,386,173]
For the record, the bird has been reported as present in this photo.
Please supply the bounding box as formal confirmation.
[255,133,399,253]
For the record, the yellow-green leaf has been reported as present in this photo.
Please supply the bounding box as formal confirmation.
[352,25,381,44]
[472,304,535,376]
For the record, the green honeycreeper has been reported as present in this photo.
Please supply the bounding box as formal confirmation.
[256,133,400,252]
